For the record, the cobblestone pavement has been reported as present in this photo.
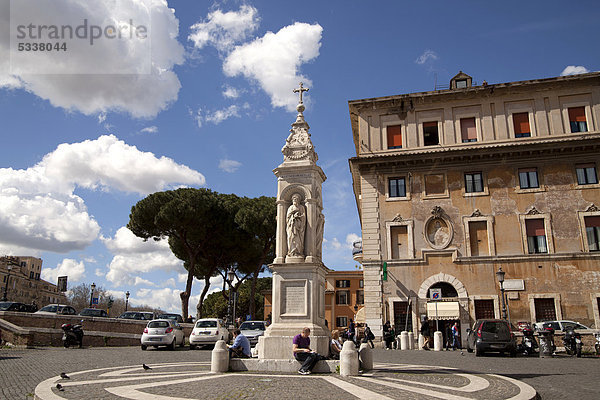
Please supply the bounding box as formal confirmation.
[1,346,598,399]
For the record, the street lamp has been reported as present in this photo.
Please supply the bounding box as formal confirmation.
[227,268,236,327]
[89,282,96,307]
[496,267,507,320]
[125,291,130,312]
[2,264,13,301]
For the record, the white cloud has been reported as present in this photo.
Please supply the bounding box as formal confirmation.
[132,287,183,313]
[95,268,105,277]
[205,105,241,124]
[561,65,590,76]
[103,227,183,286]
[140,126,158,134]
[345,233,361,247]
[0,135,204,253]
[329,238,342,250]
[188,5,259,53]
[165,278,176,287]
[134,277,156,287]
[98,113,107,124]
[415,49,438,65]
[177,273,188,283]
[84,256,97,263]
[218,159,242,173]
[222,85,241,99]
[0,0,185,118]
[223,22,323,112]
[41,258,86,284]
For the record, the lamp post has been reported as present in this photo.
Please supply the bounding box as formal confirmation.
[496,267,507,320]
[2,264,13,301]
[227,269,236,327]
[125,291,130,312]
[89,282,96,307]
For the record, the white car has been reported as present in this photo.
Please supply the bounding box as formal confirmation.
[141,319,185,350]
[189,318,230,349]
[34,304,77,315]
[534,320,591,332]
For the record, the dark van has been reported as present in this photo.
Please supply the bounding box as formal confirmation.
[466,319,516,357]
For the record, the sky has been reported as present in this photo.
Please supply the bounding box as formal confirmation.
[1,0,599,314]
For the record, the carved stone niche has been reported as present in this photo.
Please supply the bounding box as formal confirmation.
[424,207,453,249]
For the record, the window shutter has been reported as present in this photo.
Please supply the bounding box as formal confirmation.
[525,219,545,236]
[585,216,600,227]
[460,118,477,141]
[387,125,402,148]
[568,107,586,122]
[513,112,530,135]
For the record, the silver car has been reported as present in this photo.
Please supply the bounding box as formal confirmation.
[239,320,266,347]
[141,319,185,350]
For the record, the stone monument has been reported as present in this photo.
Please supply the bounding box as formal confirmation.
[258,83,330,359]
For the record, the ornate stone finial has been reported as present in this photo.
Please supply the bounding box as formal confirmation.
[470,209,482,217]
[392,213,404,222]
[281,83,317,163]
[431,206,444,219]
[526,206,541,215]
[586,203,600,212]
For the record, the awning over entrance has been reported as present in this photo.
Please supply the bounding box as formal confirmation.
[426,301,460,320]
[355,306,365,324]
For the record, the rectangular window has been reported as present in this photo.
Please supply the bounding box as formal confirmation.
[336,290,349,305]
[518,168,539,189]
[336,280,350,288]
[585,216,600,252]
[460,117,477,142]
[393,301,413,333]
[359,280,364,288]
[336,316,348,328]
[576,165,597,185]
[455,79,467,89]
[526,219,547,254]
[513,112,531,138]
[356,290,364,305]
[388,177,406,198]
[29,271,34,279]
[534,298,557,322]
[423,121,439,146]
[390,225,408,259]
[474,299,495,319]
[469,221,489,256]
[386,125,402,149]
[465,172,484,193]
[569,107,588,133]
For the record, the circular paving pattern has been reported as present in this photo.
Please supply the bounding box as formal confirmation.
[35,361,537,400]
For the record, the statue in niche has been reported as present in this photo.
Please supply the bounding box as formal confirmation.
[286,193,306,256]
[428,218,449,247]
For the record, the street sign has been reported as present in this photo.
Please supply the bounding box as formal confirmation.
[92,297,99,305]
[430,288,442,300]
[57,276,67,292]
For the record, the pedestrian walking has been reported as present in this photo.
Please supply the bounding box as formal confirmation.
[451,321,460,350]
[421,317,431,350]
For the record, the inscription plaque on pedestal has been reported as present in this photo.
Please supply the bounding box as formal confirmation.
[282,281,307,316]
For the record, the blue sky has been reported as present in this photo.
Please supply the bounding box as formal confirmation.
[1,0,598,313]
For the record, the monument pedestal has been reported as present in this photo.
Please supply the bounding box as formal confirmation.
[259,262,330,360]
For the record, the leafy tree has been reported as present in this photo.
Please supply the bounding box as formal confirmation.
[202,277,272,320]
[128,188,221,319]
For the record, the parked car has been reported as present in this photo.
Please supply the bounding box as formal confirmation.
[34,304,77,315]
[466,319,516,357]
[533,320,591,332]
[140,319,185,350]
[79,308,108,318]
[189,318,230,349]
[118,311,154,320]
[239,320,266,347]
[0,301,31,312]
[157,313,184,323]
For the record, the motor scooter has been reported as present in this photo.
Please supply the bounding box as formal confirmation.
[595,332,600,355]
[518,327,538,355]
[562,327,582,358]
[61,322,84,348]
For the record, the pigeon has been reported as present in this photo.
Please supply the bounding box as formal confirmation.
[143,364,152,370]
[460,352,464,356]
[56,383,64,391]
[60,372,70,379]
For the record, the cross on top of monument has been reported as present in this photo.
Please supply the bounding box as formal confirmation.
[293,82,309,104]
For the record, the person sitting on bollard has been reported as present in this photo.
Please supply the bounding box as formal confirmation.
[330,330,342,360]
[228,329,251,358]
[363,324,375,349]
[293,327,324,375]
[421,317,431,350]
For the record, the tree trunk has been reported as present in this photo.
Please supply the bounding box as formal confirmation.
[180,268,194,319]
[196,275,211,319]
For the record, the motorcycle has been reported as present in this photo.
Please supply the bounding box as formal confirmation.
[61,322,84,348]
[563,327,582,358]
[518,327,538,355]
[595,332,600,355]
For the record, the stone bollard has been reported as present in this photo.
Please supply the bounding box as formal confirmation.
[340,340,359,376]
[358,342,373,371]
[418,333,424,350]
[400,331,409,350]
[433,331,443,351]
[211,340,229,373]
[408,332,415,350]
